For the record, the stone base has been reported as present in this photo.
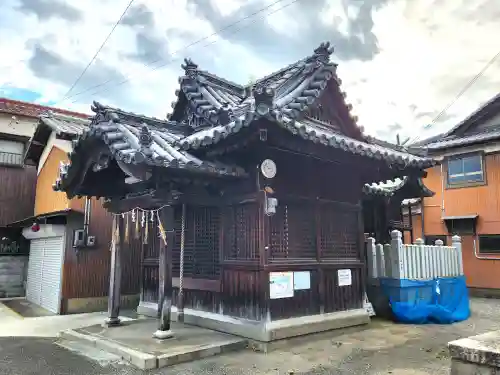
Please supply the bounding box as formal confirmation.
[449,330,500,374]
[57,320,247,370]
[137,301,158,317]
[152,329,173,339]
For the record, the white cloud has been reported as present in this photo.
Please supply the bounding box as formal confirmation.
[0,0,499,143]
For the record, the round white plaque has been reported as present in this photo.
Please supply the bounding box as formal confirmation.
[261,159,277,179]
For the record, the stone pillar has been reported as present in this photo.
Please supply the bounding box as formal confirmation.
[153,205,174,339]
[105,214,124,327]
[390,230,404,279]
[366,237,376,279]
[452,235,463,276]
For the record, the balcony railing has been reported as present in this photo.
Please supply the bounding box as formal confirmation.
[0,152,23,166]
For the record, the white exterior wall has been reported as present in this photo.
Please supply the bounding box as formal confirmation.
[0,113,37,138]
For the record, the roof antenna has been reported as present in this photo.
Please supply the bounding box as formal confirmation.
[396,134,400,145]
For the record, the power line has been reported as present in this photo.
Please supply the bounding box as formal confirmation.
[56,0,136,104]
[409,48,500,145]
[61,0,301,105]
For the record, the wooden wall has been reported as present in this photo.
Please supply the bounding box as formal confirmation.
[418,154,500,290]
[61,199,141,301]
[0,164,36,225]
[162,148,365,321]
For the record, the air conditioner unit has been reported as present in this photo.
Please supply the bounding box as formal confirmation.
[73,229,85,248]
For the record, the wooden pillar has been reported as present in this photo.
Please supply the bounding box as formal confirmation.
[408,202,414,244]
[105,214,124,327]
[153,205,174,339]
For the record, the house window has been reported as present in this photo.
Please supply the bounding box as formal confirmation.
[478,235,500,254]
[0,139,24,166]
[447,154,484,186]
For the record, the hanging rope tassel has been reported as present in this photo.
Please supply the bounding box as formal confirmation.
[157,212,167,246]
[178,204,186,322]
[124,213,130,244]
[135,209,140,239]
[143,212,149,245]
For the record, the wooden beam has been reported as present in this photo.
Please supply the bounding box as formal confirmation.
[104,215,124,327]
[153,205,174,339]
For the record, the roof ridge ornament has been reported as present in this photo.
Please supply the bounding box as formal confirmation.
[139,124,153,149]
[253,84,275,117]
[312,41,334,63]
[217,103,233,126]
[181,58,198,79]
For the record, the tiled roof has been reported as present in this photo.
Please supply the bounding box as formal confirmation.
[169,42,363,131]
[39,111,90,136]
[425,128,500,150]
[363,176,434,197]
[163,42,434,168]
[54,42,436,195]
[415,93,500,151]
[0,98,89,119]
[402,198,421,206]
[363,178,407,196]
[53,103,247,192]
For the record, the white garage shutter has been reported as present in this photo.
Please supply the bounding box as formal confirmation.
[26,239,44,305]
[25,236,65,314]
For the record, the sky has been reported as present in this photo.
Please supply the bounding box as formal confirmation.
[0,0,499,143]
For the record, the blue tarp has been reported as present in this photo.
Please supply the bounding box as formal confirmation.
[379,276,470,324]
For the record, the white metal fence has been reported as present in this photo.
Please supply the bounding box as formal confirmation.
[367,230,463,280]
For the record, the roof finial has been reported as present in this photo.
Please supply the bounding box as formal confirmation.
[181,58,198,78]
[139,124,153,149]
[313,41,334,62]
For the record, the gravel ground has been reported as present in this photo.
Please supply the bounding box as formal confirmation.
[1,298,498,375]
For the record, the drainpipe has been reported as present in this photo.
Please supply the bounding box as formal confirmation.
[83,197,91,241]
[440,163,445,217]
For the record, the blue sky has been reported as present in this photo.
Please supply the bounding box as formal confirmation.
[0,86,55,106]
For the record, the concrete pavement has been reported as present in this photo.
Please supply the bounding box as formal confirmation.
[1,298,500,374]
[0,301,136,337]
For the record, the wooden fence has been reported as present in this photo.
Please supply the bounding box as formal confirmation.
[367,230,463,280]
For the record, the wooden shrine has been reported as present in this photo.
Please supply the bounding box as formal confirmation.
[54,42,436,342]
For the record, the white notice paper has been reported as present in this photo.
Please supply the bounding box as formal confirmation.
[269,272,294,299]
[337,269,352,286]
[293,271,311,290]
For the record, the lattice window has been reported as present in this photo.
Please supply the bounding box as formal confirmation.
[320,203,359,259]
[223,203,259,260]
[270,202,316,259]
[173,205,221,279]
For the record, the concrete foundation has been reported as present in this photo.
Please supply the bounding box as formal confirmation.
[57,320,247,370]
[449,330,500,374]
[65,294,139,314]
[167,306,369,343]
[0,255,28,298]
[138,302,369,344]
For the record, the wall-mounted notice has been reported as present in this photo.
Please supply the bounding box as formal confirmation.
[269,272,294,299]
[293,271,311,290]
[337,269,352,286]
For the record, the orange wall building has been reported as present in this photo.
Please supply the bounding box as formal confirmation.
[413,94,500,295]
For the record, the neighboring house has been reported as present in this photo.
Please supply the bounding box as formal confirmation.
[0,98,82,298]
[9,111,141,314]
[411,93,500,296]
